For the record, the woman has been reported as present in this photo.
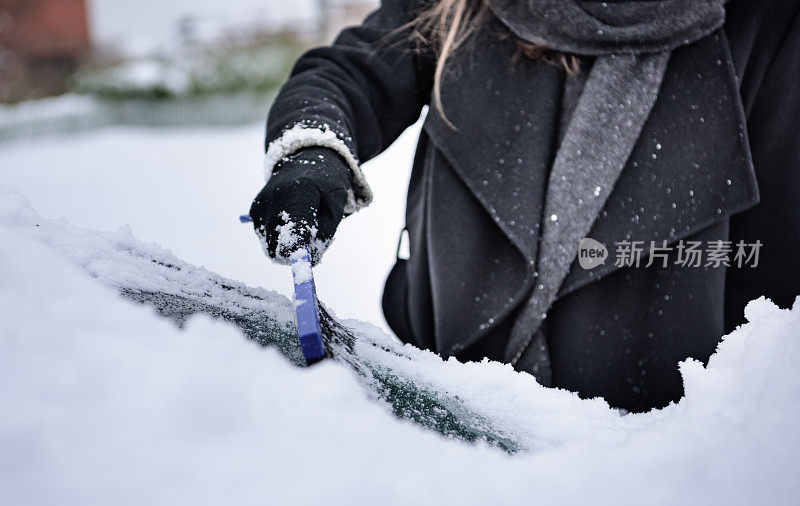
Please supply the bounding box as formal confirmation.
[249,0,800,412]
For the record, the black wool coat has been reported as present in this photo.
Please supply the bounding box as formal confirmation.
[265,0,800,412]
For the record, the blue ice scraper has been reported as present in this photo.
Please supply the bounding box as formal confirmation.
[240,214,326,365]
[289,250,326,364]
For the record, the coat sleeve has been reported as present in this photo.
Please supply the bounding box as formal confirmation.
[263,0,435,213]
[726,4,800,328]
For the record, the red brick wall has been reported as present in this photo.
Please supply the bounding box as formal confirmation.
[0,0,90,60]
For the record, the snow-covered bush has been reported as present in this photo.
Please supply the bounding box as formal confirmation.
[71,31,304,100]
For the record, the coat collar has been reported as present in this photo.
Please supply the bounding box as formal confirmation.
[421,25,758,357]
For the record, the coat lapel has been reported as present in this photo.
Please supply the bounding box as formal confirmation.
[505,52,671,362]
[556,30,759,298]
[422,20,563,265]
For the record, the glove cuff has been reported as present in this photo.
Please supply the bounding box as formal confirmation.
[264,122,372,214]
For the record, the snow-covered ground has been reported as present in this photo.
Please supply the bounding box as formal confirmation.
[0,120,417,331]
[1,183,799,504]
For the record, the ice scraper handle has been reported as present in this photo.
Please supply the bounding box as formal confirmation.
[240,215,326,365]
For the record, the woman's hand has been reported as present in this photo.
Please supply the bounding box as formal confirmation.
[249,147,351,265]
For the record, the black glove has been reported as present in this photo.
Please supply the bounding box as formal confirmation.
[249,147,351,264]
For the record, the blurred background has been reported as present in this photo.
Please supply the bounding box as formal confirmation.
[0,0,420,331]
[0,0,376,128]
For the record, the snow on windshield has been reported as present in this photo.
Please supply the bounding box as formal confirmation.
[1,186,798,505]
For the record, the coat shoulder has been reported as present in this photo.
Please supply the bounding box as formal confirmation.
[726,0,800,19]
[725,0,800,39]
[724,0,799,111]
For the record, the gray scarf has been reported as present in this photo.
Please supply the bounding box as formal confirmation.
[486,0,728,382]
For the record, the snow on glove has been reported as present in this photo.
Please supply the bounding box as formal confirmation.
[250,147,351,265]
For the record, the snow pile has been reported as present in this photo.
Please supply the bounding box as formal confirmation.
[1,187,799,504]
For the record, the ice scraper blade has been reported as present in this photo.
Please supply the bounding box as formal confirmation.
[239,214,326,365]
